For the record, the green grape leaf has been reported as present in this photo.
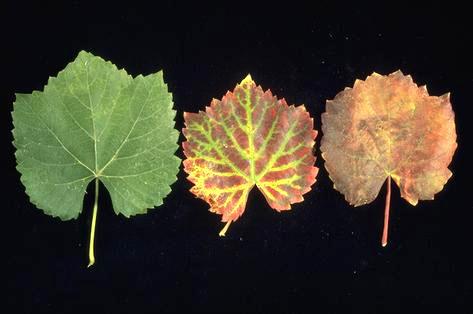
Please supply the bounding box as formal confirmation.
[12,51,180,266]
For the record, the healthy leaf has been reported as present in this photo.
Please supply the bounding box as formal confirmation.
[321,71,457,246]
[12,51,180,266]
[183,75,318,235]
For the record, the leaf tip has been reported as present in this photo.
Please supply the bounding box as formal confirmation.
[441,92,451,101]
[405,197,419,206]
[76,50,95,61]
[78,49,90,55]
[354,79,362,87]
[392,69,404,76]
[183,111,191,120]
[240,74,254,85]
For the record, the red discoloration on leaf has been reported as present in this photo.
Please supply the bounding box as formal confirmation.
[183,75,318,234]
[321,71,457,246]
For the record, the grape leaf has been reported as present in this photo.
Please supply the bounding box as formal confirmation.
[12,51,180,266]
[321,71,457,246]
[183,75,318,236]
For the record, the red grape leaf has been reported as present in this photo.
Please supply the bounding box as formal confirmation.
[321,71,457,246]
[183,75,318,235]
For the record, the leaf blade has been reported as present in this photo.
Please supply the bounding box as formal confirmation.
[321,71,457,245]
[183,75,318,231]
[321,71,457,206]
[12,51,180,220]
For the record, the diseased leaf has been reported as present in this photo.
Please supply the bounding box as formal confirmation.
[12,51,180,266]
[183,75,318,235]
[321,71,457,246]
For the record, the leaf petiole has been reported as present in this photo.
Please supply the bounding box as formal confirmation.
[381,176,391,247]
[88,178,99,267]
[219,220,232,237]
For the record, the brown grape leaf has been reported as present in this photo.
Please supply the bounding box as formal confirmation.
[321,71,457,246]
[183,75,318,236]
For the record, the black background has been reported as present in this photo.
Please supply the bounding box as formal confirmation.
[3,2,472,313]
